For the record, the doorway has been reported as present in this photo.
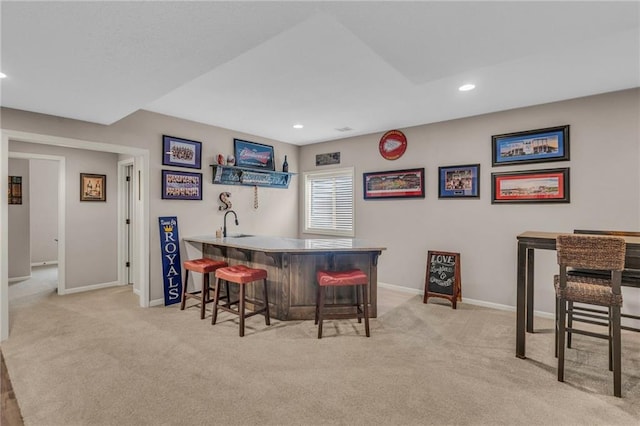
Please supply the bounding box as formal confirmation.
[8,153,65,298]
[1,129,150,341]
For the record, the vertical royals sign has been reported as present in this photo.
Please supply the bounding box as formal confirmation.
[159,216,182,306]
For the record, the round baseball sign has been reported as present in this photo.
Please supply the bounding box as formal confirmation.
[379,130,407,160]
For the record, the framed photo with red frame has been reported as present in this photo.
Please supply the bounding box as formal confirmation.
[363,168,425,200]
[491,167,569,204]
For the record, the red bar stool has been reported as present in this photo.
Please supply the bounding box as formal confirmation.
[211,265,270,337]
[180,258,228,319]
[315,269,370,339]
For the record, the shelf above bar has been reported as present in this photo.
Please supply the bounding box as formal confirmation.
[210,164,294,188]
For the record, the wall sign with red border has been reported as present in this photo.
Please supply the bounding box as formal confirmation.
[379,130,407,160]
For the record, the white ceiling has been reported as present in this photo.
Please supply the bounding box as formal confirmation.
[1,1,639,145]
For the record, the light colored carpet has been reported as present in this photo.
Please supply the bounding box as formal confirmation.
[1,285,639,425]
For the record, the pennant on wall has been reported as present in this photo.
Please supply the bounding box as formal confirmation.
[158,216,182,306]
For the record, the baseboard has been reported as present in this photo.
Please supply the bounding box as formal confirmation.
[149,298,165,307]
[30,261,58,267]
[60,281,119,295]
[8,275,31,283]
[133,287,141,296]
[378,281,554,319]
[378,281,422,295]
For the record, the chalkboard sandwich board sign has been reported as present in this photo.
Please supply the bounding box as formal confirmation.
[423,251,461,309]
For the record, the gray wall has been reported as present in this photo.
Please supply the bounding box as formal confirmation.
[8,159,30,279]
[2,108,300,302]
[300,88,640,316]
[4,89,638,314]
[30,159,59,265]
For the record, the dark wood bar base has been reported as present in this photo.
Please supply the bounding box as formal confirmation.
[202,245,381,320]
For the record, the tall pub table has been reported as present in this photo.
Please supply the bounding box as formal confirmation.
[516,231,640,359]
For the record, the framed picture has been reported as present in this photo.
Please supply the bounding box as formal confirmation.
[363,168,425,200]
[316,152,341,166]
[234,139,275,171]
[80,173,106,202]
[162,135,202,169]
[8,176,23,205]
[491,167,570,204]
[492,125,569,166]
[438,164,480,199]
[161,170,203,200]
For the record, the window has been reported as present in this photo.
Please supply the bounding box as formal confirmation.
[304,167,354,237]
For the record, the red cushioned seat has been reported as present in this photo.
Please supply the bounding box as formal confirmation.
[180,258,228,320]
[215,265,268,284]
[184,258,228,274]
[212,265,270,337]
[317,269,368,287]
[315,269,370,339]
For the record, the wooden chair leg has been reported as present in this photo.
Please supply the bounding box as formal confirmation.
[557,297,567,383]
[180,269,190,310]
[567,301,573,348]
[317,286,326,339]
[362,284,370,338]
[612,306,621,397]
[608,308,613,372]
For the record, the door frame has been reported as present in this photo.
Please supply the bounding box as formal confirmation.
[1,129,150,341]
[118,159,135,290]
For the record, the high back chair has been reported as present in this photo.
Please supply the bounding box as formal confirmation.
[555,234,626,397]
[567,230,640,344]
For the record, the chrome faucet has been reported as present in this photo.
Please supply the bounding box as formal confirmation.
[223,210,238,237]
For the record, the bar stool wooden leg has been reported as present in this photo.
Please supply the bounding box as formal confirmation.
[239,283,246,337]
[263,278,270,326]
[314,284,321,325]
[362,284,370,337]
[180,269,190,311]
[200,273,210,320]
[212,277,221,325]
[317,286,326,339]
[355,285,362,323]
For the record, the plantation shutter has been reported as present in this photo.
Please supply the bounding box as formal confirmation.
[304,168,354,237]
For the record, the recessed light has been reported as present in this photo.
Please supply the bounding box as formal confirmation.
[459,83,475,92]
[293,124,304,129]
[0,72,6,79]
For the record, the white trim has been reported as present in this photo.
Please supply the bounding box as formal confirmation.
[8,275,31,283]
[149,298,165,307]
[1,129,151,341]
[118,158,134,288]
[62,281,120,295]
[9,152,66,295]
[378,281,421,295]
[1,133,8,340]
[30,261,59,267]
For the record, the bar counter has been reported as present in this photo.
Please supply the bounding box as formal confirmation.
[183,235,386,320]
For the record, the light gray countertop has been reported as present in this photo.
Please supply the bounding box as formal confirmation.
[184,235,386,253]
